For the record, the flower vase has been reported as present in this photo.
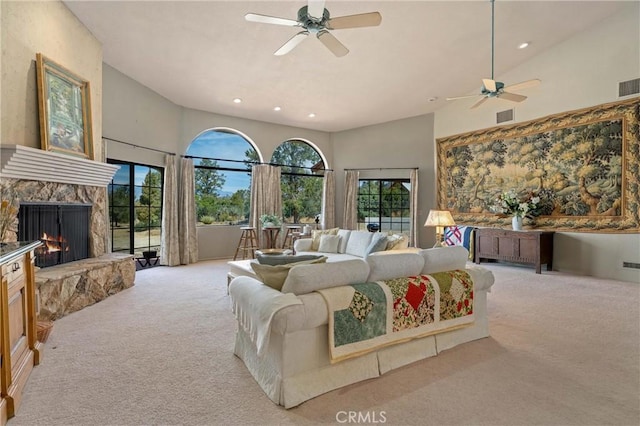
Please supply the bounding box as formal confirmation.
[512,216,523,231]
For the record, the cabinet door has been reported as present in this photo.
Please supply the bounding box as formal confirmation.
[6,275,29,377]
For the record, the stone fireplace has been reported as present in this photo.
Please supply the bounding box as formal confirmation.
[1,145,135,320]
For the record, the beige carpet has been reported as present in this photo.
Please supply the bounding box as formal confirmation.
[10,260,639,426]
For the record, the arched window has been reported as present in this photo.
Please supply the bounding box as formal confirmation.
[271,139,326,224]
[186,128,261,226]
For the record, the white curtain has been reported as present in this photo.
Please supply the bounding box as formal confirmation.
[249,164,282,247]
[160,154,180,266]
[410,168,419,247]
[179,158,198,265]
[321,170,335,230]
[343,170,359,230]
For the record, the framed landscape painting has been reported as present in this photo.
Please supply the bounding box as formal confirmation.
[36,53,93,160]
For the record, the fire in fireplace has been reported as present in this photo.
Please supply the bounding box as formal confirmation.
[18,203,91,268]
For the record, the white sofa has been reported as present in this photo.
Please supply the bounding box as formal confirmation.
[228,246,495,408]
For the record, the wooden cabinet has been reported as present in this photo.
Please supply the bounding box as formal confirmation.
[0,241,43,424]
[474,228,554,274]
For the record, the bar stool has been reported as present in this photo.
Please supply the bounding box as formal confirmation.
[282,225,302,250]
[233,226,258,260]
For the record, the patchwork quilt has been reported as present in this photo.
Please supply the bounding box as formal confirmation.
[317,271,474,363]
[444,226,476,261]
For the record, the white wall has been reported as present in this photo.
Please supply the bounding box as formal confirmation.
[102,64,182,167]
[102,65,333,260]
[1,0,102,158]
[332,114,435,247]
[434,5,640,283]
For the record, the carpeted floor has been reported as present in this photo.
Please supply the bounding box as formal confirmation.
[10,260,640,426]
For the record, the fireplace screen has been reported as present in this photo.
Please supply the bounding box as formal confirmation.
[18,203,91,268]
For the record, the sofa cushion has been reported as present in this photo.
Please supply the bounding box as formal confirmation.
[281,259,370,295]
[366,252,424,282]
[419,246,468,274]
[318,234,340,253]
[251,257,327,290]
[336,229,351,253]
[256,254,324,266]
[345,231,374,257]
[310,227,339,251]
[364,233,388,256]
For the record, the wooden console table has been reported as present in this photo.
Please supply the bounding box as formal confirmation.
[474,228,554,274]
[0,241,43,424]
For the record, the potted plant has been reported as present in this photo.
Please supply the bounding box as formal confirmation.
[260,214,281,228]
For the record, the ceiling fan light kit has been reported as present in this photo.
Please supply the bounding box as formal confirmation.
[245,0,381,57]
[446,0,541,109]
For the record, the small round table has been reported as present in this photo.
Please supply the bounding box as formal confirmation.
[262,227,281,249]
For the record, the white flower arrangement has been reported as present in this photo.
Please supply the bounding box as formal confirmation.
[496,189,543,219]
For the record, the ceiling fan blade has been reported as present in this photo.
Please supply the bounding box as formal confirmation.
[307,0,326,20]
[499,92,527,103]
[327,12,382,30]
[446,94,482,101]
[471,97,489,109]
[482,79,497,92]
[274,31,309,56]
[245,13,299,27]
[503,78,541,92]
[317,30,349,57]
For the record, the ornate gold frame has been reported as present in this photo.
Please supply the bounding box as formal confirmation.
[436,98,639,233]
[36,53,93,160]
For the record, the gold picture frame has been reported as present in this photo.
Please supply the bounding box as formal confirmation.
[436,98,640,233]
[36,53,93,160]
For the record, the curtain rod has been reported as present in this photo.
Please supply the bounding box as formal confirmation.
[182,155,333,172]
[344,167,418,171]
[103,137,176,156]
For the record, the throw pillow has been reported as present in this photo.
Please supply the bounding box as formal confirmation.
[310,227,339,251]
[250,256,328,290]
[364,233,388,256]
[318,234,340,253]
[256,254,324,266]
[344,231,374,257]
[336,229,351,253]
[386,233,409,250]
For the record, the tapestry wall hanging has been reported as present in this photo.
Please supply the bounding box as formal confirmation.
[436,98,639,233]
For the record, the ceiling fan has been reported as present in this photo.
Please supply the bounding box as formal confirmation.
[447,0,541,109]
[245,0,382,57]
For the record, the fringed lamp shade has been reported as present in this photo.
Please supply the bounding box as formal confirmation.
[424,210,455,247]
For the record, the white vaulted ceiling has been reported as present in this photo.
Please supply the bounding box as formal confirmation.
[63,1,629,132]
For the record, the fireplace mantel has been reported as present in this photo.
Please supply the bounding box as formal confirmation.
[0,144,118,187]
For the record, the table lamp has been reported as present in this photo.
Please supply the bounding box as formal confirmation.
[424,210,455,248]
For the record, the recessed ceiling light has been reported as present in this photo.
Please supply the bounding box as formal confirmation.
[518,42,530,49]
[308,113,316,118]
[233,98,242,104]
[274,106,281,111]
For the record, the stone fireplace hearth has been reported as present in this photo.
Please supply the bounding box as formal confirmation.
[1,145,135,320]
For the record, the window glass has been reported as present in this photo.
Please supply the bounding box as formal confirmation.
[358,179,411,233]
[107,160,163,256]
[270,140,324,224]
[186,129,258,226]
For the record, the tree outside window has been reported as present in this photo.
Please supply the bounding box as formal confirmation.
[246,139,325,224]
[358,179,411,233]
[108,161,163,255]
[187,129,257,226]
